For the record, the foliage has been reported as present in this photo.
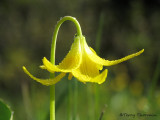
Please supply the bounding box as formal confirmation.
[0,100,13,120]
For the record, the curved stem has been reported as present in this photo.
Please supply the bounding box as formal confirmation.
[49,16,83,120]
[50,16,82,63]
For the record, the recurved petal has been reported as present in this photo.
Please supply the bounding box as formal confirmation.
[43,37,82,73]
[91,69,108,84]
[23,66,66,86]
[86,46,144,66]
[72,69,108,84]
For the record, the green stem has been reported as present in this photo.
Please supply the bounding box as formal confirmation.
[148,56,160,108]
[95,12,104,54]
[49,16,82,120]
[73,79,78,120]
[50,16,82,64]
[50,85,55,120]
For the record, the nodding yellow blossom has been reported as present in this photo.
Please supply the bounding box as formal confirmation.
[23,35,144,85]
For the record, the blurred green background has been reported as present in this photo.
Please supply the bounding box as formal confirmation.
[0,0,160,120]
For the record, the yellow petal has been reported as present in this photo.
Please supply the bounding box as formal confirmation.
[87,45,144,66]
[72,69,108,84]
[80,36,144,66]
[71,43,106,84]
[22,66,66,86]
[73,52,100,79]
[91,69,108,84]
[43,37,82,73]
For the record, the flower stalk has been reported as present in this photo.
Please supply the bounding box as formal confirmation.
[49,16,83,120]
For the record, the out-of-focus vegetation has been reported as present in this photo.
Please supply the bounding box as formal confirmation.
[0,0,160,120]
[0,100,13,120]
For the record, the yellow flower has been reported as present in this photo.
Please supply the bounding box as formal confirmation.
[23,35,144,85]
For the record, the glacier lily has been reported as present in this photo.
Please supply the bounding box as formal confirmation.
[23,34,144,85]
[22,16,144,120]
